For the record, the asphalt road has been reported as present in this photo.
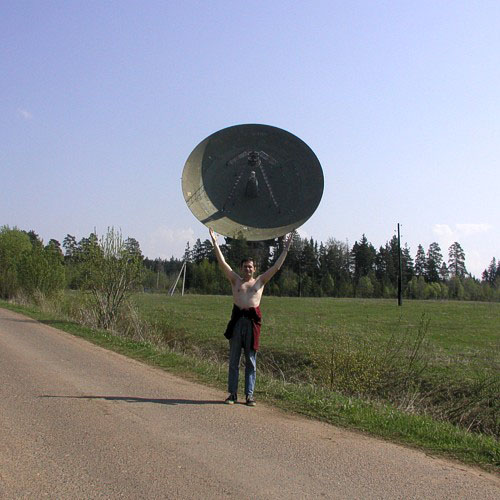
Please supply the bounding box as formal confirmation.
[1,307,498,499]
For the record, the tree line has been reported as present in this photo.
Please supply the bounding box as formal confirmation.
[166,232,499,301]
[1,225,499,302]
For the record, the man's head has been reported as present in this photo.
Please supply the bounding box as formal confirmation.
[240,258,256,280]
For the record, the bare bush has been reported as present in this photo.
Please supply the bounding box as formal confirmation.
[79,228,144,330]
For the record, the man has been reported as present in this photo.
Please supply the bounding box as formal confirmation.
[209,228,293,406]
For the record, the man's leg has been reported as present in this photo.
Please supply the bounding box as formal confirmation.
[227,324,243,397]
[242,318,257,401]
[244,348,257,399]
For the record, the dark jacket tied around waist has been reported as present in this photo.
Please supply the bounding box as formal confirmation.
[224,304,262,351]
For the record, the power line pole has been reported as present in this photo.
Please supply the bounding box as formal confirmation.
[397,223,403,306]
[181,260,187,296]
[169,261,187,296]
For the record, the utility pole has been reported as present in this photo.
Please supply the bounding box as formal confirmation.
[169,261,187,296]
[397,223,403,306]
[298,258,302,298]
[181,260,187,296]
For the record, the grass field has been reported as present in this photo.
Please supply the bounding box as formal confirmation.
[133,294,499,373]
[2,294,499,469]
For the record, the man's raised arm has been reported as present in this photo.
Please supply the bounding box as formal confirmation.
[209,228,239,283]
[258,232,294,285]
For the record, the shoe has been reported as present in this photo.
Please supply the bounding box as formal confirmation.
[225,393,237,405]
[246,395,256,407]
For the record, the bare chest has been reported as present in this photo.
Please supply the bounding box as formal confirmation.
[237,280,258,295]
[232,279,263,307]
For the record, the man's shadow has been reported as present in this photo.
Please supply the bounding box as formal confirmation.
[40,395,225,405]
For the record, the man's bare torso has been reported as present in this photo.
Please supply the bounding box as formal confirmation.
[232,276,264,309]
[209,227,292,310]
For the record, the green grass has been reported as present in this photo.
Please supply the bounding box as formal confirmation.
[133,294,499,372]
[134,294,500,347]
[1,295,499,472]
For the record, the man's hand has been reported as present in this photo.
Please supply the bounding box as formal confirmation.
[209,227,217,244]
[284,231,294,251]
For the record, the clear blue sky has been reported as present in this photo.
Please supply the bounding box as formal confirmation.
[2,1,499,277]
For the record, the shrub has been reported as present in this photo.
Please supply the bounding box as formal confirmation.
[0,226,32,298]
[18,243,65,298]
[79,227,144,329]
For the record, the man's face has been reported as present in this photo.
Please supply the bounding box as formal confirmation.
[241,260,255,279]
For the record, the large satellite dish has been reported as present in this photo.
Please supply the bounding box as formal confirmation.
[182,124,324,241]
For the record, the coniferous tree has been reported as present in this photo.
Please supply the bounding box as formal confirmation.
[448,242,467,278]
[388,236,400,280]
[351,234,376,285]
[80,233,99,258]
[425,242,443,282]
[63,234,78,261]
[183,242,192,263]
[284,232,303,275]
[322,238,351,296]
[414,244,426,277]
[439,261,449,281]
[191,238,204,263]
[27,230,43,249]
[375,236,399,291]
[301,238,319,281]
[375,245,388,285]
[482,257,497,284]
[402,244,414,285]
[47,239,64,260]
[125,237,142,259]
[202,239,215,263]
